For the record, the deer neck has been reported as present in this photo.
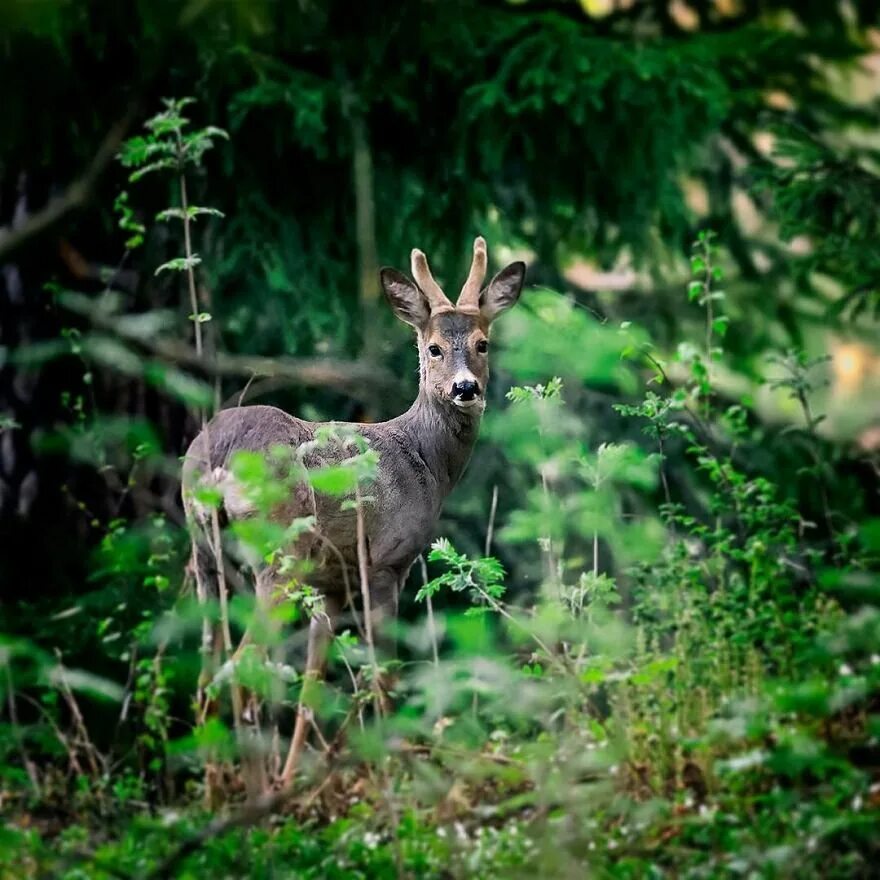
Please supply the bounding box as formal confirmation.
[398,389,481,496]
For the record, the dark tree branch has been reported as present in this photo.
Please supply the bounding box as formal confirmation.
[57,292,400,404]
[0,108,136,264]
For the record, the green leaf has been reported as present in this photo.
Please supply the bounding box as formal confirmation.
[860,519,880,552]
[0,414,20,432]
[81,336,144,377]
[309,465,358,496]
[712,316,730,337]
[156,206,225,223]
[143,362,213,407]
[128,158,177,182]
[48,666,124,702]
[154,255,201,275]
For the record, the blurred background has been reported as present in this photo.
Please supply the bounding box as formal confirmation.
[1,0,879,604]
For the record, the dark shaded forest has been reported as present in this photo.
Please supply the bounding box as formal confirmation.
[1,1,879,877]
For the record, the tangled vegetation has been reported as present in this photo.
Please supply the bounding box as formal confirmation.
[1,2,879,878]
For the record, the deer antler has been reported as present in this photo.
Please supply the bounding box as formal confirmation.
[456,236,487,313]
[411,249,453,313]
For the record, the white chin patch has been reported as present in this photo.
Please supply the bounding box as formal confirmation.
[452,396,482,409]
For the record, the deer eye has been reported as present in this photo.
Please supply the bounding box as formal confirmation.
[428,344,443,358]
[476,339,489,354]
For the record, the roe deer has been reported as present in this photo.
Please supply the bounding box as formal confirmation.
[182,237,525,797]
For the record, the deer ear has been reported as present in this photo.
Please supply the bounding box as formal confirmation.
[380,268,430,329]
[480,261,525,323]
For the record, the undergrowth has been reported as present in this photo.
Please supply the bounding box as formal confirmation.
[1,102,878,880]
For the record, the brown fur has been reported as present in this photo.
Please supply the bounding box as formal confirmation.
[181,240,524,794]
[182,239,525,617]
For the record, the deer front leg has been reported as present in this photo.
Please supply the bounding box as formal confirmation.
[367,567,399,626]
[281,595,339,788]
[364,568,401,714]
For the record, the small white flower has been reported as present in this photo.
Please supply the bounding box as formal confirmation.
[608,764,619,776]
[871,654,880,666]
[838,663,853,676]
[852,795,863,811]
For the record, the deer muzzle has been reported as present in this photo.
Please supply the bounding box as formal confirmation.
[451,379,481,406]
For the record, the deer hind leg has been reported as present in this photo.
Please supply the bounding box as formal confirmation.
[190,539,227,809]
[281,594,339,788]
[225,563,287,803]
[192,523,268,805]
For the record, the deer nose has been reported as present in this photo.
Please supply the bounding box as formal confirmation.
[452,380,480,401]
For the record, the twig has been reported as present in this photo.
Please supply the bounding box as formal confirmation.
[419,554,440,669]
[309,715,332,754]
[311,529,364,641]
[5,667,41,795]
[403,742,525,768]
[355,485,382,713]
[353,485,403,879]
[19,693,85,778]
[53,650,105,780]
[485,484,499,557]
[472,586,566,675]
[237,371,258,407]
[298,769,338,812]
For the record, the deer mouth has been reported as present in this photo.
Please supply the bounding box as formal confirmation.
[451,394,483,410]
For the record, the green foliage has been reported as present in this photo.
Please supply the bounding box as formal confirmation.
[417,538,506,611]
[118,97,229,181]
[3,11,880,877]
[755,122,880,321]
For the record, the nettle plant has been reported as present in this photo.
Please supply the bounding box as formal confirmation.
[118,97,228,353]
[117,102,397,788]
[416,230,852,799]
[0,100,232,810]
[493,375,662,605]
[613,232,827,661]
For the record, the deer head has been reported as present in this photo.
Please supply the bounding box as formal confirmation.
[379,237,525,413]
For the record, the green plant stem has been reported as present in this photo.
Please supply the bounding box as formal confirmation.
[419,554,440,669]
[176,141,203,362]
[355,485,383,715]
[473,584,564,674]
